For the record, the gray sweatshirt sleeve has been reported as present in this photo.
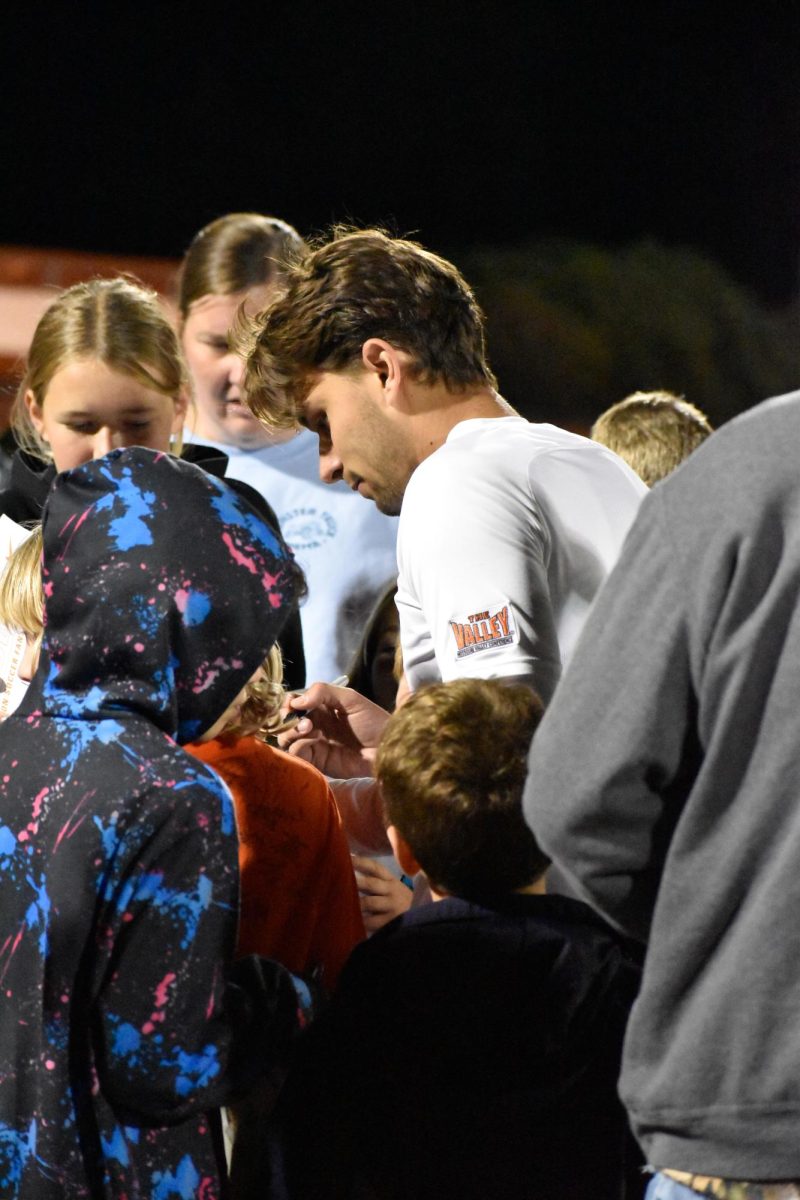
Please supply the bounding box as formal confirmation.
[523,487,699,942]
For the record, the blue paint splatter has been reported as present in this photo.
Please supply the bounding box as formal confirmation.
[0,1117,36,1193]
[52,716,126,772]
[95,465,155,550]
[0,827,16,858]
[100,1125,130,1168]
[169,1045,221,1098]
[116,871,213,950]
[93,811,121,864]
[23,876,50,955]
[152,1154,200,1199]
[173,769,235,836]
[111,1022,141,1061]
[209,488,282,556]
[132,595,163,639]
[180,591,211,628]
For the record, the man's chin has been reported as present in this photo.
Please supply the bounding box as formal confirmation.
[354,475,405,516]
[373,493,403,517]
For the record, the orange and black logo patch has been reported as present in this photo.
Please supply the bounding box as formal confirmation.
[449,603,516,659]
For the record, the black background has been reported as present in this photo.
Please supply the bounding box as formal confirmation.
[3,3,799,304]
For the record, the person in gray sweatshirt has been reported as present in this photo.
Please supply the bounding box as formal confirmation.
[523,390,800,1199]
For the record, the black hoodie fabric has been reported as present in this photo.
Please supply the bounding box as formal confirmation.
[0,444,306,687]
[0,447,303,1198]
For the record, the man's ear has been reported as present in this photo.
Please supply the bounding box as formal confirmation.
[361,339,408,407]
[387,824,423,878]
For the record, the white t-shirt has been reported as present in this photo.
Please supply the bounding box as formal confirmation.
[186,430,398,684]
[396,416,646,703]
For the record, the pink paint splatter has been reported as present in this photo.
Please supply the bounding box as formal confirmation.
[154,973,176,1008]
[142,973,176,1035]
[0,928,25,986]
[54,798,91,851]
[57,503,96,562]
[191,668,220,695]
[222,532,258,574]
[206,965,221,1020]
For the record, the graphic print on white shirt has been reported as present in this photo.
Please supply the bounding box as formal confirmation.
[448,599,518,660]
[282,507,337,552]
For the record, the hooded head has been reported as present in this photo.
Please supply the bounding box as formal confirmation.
[37,447,303,742]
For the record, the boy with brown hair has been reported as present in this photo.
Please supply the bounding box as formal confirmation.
[268,678,641,1200]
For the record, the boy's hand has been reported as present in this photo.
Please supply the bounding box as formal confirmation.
[277,683,391,779]
[352,855,413,933]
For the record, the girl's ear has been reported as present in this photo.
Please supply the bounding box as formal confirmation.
[25,390,46,437]
[172,391,191,432]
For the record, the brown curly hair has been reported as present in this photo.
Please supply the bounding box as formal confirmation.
[376,678,548,899]
[240,227,497,430]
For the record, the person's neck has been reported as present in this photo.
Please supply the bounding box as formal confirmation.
[429,874,546,903]
[515,876,547,896]
[188,418,297,452]
[410,386,516,464]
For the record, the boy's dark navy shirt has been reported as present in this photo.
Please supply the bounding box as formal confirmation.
[271,892,641,1200]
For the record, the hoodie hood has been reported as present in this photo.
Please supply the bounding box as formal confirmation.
[33,447,301,742]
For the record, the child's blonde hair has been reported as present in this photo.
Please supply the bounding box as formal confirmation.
[232,644,287,739]
[591,390,712,487]
[12,277,191,462]
[0,527,44,650]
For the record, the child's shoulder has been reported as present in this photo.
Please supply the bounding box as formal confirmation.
[186,734,334,804]
[344,893,639,998]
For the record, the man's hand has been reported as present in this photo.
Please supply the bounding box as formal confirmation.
[277,683,391,779]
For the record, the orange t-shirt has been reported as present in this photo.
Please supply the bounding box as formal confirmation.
[187,735,365,991]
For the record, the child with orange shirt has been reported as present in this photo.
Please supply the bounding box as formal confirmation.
[187,645,365,991]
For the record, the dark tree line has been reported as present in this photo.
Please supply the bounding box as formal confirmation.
[454,238,799,432]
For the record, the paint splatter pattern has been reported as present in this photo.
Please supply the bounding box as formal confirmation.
[0,449,301,1197]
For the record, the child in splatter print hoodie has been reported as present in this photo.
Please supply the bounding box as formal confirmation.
[0,447,305,1198]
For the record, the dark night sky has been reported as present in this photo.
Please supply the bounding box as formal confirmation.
[3,2,799,304]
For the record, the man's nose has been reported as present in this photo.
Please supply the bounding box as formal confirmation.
[319,447,344,485]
